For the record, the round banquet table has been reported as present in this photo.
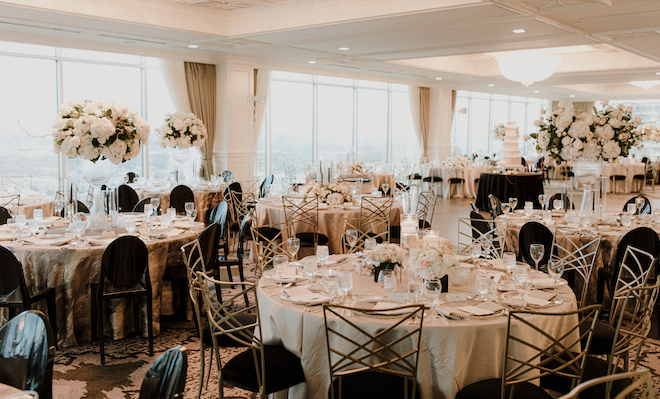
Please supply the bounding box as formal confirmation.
[496,211,660,305]
[0,218,202,347]
[257,260,578,399]
[132,184,225,222]
[339,173,395,194]
[432,166,492,199]
[18,196,55,219]
[475,173,544,212]
[255,199,403,254]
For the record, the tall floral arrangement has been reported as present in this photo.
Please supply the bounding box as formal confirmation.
[52,100,150,164]
[408,238,458,280]
[492,123,506,141]
[156,112,207,149]
[530,100,641,163]
[639,124,660,142]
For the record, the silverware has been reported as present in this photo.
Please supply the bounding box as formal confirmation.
[303,307,319,313]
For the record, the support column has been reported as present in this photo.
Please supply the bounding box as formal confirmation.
[214,58,255,182]
[428,86,453,160]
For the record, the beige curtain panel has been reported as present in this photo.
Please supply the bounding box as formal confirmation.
[184,62,217,179]
[409,86,431,158]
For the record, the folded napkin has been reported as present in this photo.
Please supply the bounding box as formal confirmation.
[283,287,329,305]
[532,277,560,289]
[0,234,16,241]
[437,301,504,318]
[173,221,204,229]
[454,254,472,262]
[317,255,349,266]
[23,236,74,246]
[318,203,329,210]
[88,238,117,246]
[502,290,555,307]
[39,216,60,226]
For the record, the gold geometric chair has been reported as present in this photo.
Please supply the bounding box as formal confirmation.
[550,228,601,307]
[197,272,305,399]
[360,196,393,239]
[250,220,293,277]
[341,217,389,254]
[282,195,328,249]
[456,305,602,399]
[557,369,654,399]
[457,216,507,259]
[323,303,425,399]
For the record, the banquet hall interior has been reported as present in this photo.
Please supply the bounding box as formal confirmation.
[2,0,660,398]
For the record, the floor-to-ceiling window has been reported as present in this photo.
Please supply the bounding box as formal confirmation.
[452,90,548,161]
[257,71,420,180]
[0,41,177,194]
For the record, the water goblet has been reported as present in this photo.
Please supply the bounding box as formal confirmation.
[161,213,173,230]
[27,219,40,237]
[408,277,425,303]
[143,204,154,220]
[6,218,21,246]
[553,199,563,212]
[626,203,636,216]
[15,215,27,244]
[468,242,481,264]
[150,198,161,215]
[542,210,552,224]
[287,237,300,260]
[381,183,390,196]
[474,275,491,301]
[425,280,443,323]
[273,254,289,293]
[514,274,532,308]
[184,202,195,218]
[321,273,338,301]
[316,245,329,267]
[303,257,318,284]
[33,209,43,222]
[167,208,176,219]
[547,261,565,304]
[530,244,544,271]
[523,201,533,218]
[508,197,518,211]
[338,271,353,302]
[538,194,547,210]
[125,218,137,235]
[71,212,88,247]
[620,213,632,228]
[345,229,358,252]
[501,203,511,219]
[503,252,516,280]
[635,197,645,215]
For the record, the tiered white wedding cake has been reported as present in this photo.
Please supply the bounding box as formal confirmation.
[502,121,521,166]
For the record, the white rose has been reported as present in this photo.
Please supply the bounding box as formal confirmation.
[558,101,566,108]
[608,118,623,129]
[601,124,615,141]
[568,120,589,138]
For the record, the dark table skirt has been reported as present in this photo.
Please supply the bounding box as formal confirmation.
[475,173,545,211]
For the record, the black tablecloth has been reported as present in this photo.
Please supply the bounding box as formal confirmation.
[475,173,545,211]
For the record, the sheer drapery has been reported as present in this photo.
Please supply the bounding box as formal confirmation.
[409,86,430,157]
[250,69,271,177]
[184,62,217,179]
[157,59,192,114]
[573,101,594,114]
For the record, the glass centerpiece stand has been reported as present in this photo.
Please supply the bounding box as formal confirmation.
[171,147,190,182]
[81,159,113,233]
[572,159,602,219]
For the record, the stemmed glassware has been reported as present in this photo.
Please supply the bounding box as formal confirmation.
[150,198,161,215]
[345,229,358,253]
[316,245,329,267]
[322,274,338,302]
[54,199,64,217]
[12,215,27,246]
[501,203,511,219]
[553,199,563,212]
[530,244,544,272]
[273,254,289,293]
[538,194,547,210]
[626,203,636,216]
[425,281,443,324]
[635,197,645,215]
[474,275,491,301]
[184,202,196,226]
[514,274,532,308]
[508,197,518,212]
[287,237,300,261]
[547,261,565,304]
[161,213,173,230]
[303,257,318,285]
[468,242,481,264]
[144,204,154,220]
[408,277,425,303]
[503,252,516,282]
[338,271,353,303]
[27,219,40,238]
[33,209,43,223]
[6,218,20,246]
[381,183,389,195]
[125,218,137,235]
[71,212,88,247]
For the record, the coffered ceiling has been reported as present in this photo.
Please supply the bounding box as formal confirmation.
[0,0,659,100]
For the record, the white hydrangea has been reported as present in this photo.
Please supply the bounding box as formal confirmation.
[156,111,207,149]
[602,140,621,159]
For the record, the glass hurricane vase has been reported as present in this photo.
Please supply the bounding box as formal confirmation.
[171,147,190,182]
[82,158,113,232]
[572,159,602,218]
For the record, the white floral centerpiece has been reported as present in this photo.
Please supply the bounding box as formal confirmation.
[366,243,405,268]
[639,124,660,142]
[530,100,641,163]
[493,123,507,141]
[53,99,150,164]
[408,238,458,280]
[445,156,472,167]
[156,112,207,149]
[338,161,364,175]
[298,181,351,202]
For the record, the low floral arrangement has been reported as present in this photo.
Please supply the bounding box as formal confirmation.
[530,100,641,163]
[445,156,472,167]
[156,112,207,149]
[639,124,660,142]
[298,181,351,201]
[53,99,150,164]
[338,161,364,175]
[366,243,404,267]
[408,238,458,280]
[493,123,507,141]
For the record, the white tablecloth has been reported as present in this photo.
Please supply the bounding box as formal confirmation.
[431,166,492,198]
[601,162,645,193]
[133,185,226,221]
[257,263,577,399]
[19,197,55,219]
[256,200,403,254]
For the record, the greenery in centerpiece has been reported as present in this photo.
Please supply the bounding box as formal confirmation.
[492,123,507,141]
[298,181,351,202]
[530,100,642,163]
[408,238,458,280]
[52,99,150,163]
[156,111,207,149]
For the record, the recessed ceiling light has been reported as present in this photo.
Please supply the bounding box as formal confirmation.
[187,44,198,48]
[488,84,495,87]
[656,72,660,75]
[308,61,317,64]
[435,77,442,80]
[570,95,576,98]
[513,29,526,34]
[534,90,540,93]
[338,47,349,51]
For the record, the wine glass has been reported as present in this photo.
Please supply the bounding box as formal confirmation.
[27,219,40,238]
[345,229,358,252]
[621,213,632,228]
[161,213,173,230]
[143,204,154,220]
[287,237,300,261]
[503,252,516,281]
[316,245,329,267]
[71,212,88,247]
[474,275,491,302]
[273,254,289,293]
[425,280,443,323]
[338,271,353,302]
[15,215,27,245]
[125,218,137,235]
[530,244,544,272]
[6,218,21,246]
[508,197,518,212]
[501,203,511,219]
[303,257,318,284]
[468,242,481,264]
[538,194,547,210]
[408,277,425,303]
[514,274,532,308]
[322,273,338,302]
[150,197,161,215]
[626,203,636,216]
[381,183,389,195]
[184,202,195,217]
[553,199,563,212]
[54,199,64,217]
[547,261,565,304]
[635,197,645,215]
[33,209,43,223]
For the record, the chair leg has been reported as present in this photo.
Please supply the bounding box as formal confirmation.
[237,259,249,307]
[46,290,58,349]
[146,292,154,356]
[97,295,105,365]
[90,285,97,343]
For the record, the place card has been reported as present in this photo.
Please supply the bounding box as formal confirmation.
[445,293,466,302]
[388,293,409,302]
